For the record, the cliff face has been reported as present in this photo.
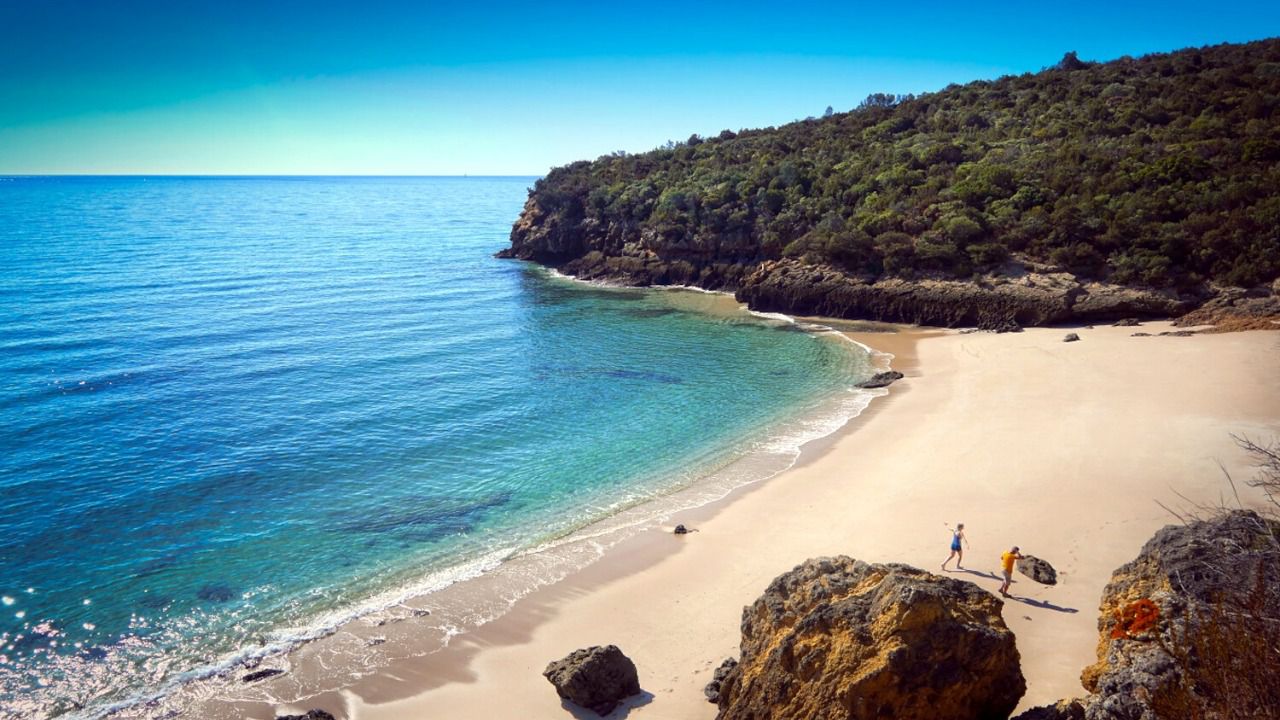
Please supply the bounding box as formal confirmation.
[502,39,1280,329]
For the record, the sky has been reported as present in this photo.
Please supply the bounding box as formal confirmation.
[1,1,1278,175]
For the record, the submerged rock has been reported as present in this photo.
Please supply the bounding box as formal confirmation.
[714,557,1024,720]
[855,370,904,388]
[543,645,641,716]
[196,583,236,603]
[1017,555,1058,585]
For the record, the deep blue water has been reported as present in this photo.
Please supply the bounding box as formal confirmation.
[0,176,871,718]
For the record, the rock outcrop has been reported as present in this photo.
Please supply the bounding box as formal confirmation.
[1064,511,1280,720]
[502,208,1202,330]
[1017,555,1058,586]
[713,557,1024,720]
[1172,285,1280,332]
[543,645,641,716]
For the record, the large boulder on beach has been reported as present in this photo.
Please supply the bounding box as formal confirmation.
[1017,555,1058,585]
[543,644,641,716]
[1065,511,1280,719]
[713,557,1024,720]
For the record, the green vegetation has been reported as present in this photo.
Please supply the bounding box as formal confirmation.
[527,39,1280,290]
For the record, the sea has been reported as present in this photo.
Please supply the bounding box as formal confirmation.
[0,176,881,719]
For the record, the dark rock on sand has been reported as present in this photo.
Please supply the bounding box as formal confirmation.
[674,524,689,534]
[1063,332,1080,342]
[855,370,904,389]
[1113,318,1141,327]
[714,557,1024,720]
[1130,332,1152,337]
[1012,699,1087,720]
[703,657,738,704]
[276,712,336,720]
[242,668,285,683]
[1017,555,1058,585]
[543,645,641,716]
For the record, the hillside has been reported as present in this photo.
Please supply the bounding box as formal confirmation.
[501,39,1280,329]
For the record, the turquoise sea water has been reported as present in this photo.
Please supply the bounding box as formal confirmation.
[0,177,874,718]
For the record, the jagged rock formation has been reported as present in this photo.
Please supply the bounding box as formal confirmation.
[733,260,1189,330]
[1017,555,1059,585]
[543,645,641,716]
[1172,285,1280,332]
[1058,511,1280,720]
[713,557,1024,720]
[704,658,738,704]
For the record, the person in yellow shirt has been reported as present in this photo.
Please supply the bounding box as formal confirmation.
[1000,546,1024,597]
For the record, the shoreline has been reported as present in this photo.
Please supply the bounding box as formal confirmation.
[194,321,1279,720]
[154,294,891,720]
[349,322,1277,719]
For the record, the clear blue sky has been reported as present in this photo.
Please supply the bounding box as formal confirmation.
[2,1,1278,175]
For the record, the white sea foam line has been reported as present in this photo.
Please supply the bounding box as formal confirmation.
[72,547,521,720]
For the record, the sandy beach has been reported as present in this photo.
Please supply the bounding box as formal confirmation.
[281,322,1280,719]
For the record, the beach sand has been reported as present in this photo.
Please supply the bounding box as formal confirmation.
[297,322,1279,719]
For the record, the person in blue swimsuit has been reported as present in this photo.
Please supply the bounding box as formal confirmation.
[941,523,968,571]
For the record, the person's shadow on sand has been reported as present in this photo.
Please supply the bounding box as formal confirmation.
[954,568,1002,581]
[1006,595,1079,613]
[562,690,655,719]
[948,569,1079,613]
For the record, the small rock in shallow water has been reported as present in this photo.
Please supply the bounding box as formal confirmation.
[674,524,689,534]
[242,668,284,683]
[856,370,904,389]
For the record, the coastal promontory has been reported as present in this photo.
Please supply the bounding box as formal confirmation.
[502,39,1280,329]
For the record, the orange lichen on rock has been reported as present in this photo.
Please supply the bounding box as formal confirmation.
[1109,598,1160,639]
